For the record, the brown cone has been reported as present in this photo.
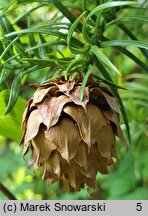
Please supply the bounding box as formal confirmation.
[21,74,125,191]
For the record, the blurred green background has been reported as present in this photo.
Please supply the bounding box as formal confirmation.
[0,0,148,200]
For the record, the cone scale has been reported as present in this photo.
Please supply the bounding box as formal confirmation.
[21,75,125,191]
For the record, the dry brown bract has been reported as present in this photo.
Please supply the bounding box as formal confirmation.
[21,75,125,191]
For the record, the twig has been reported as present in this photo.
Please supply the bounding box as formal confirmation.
[0,182,17,200]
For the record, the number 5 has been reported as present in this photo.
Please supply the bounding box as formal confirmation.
[136,203,142,211]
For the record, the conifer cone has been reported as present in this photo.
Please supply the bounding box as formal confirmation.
[21,75,125,191]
